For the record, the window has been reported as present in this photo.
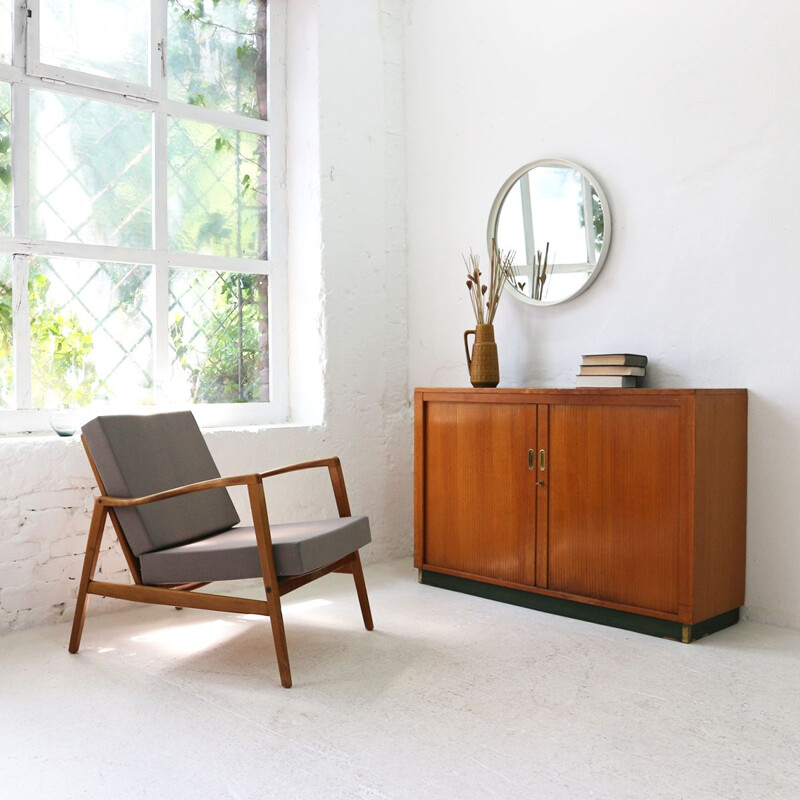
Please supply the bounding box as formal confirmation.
[0,0,286,431]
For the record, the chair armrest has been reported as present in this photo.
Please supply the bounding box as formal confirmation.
[98,473,262,508]
[257,457,340,480]
[258,457,352,517]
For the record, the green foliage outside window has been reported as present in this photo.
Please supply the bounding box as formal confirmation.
[28,270,105,407]
[168,0,267,120]
[170,271,268,404]
[0,266,106,408]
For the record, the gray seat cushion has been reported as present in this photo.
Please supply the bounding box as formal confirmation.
[82,412,240,557]
[138,516,372,584]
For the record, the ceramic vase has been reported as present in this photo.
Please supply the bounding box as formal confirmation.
[463,323,500,388]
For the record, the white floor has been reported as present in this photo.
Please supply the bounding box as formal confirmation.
[1,559,799,800]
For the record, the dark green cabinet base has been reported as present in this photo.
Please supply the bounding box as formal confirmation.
[420,569,740,643]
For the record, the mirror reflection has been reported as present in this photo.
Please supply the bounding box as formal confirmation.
[489,159,611,305]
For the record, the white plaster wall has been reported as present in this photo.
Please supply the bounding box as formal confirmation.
[0,0,412,632]
[405,0,800,628]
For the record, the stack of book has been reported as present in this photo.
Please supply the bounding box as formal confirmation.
[576,354,648,387]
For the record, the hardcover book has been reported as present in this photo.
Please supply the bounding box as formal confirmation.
[579,365,646,377]
[581,354,648,367]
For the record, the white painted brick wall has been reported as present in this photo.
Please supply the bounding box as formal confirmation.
[0,436,131,633]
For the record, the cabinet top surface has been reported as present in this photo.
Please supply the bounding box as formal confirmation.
[415,387,747,396]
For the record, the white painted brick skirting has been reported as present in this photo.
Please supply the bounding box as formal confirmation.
[0,437,131,632]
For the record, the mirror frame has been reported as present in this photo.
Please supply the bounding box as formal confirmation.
[487,157,612,306]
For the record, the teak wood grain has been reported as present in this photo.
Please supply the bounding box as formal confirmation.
[546,403,681,614]
[414,388,747,634]
[422,401,536,585]
[691,392,747,622]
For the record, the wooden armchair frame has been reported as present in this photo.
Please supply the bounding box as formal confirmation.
[70,439,374,688]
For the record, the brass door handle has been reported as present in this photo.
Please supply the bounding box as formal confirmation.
[539,449,546,471]
[528,449,535,470]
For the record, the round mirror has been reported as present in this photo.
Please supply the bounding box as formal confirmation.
[488,158,611,306]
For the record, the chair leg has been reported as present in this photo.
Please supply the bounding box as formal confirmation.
[248,481,293,688]
[69,502,107,654]
[268,596,292,689]
[351,551,374,631]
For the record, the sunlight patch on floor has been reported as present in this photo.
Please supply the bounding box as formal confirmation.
[130,619,242,655]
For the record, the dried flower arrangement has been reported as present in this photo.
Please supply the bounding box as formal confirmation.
[463,238,516,324]
[533,242,554,302]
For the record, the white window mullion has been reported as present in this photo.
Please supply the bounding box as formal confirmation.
[264,0,288,420]
[21,0,38,72]
[2,72,271,136]
[519,171,536,291]
[165,252,271,274]
[151,0,167,95]
[12,0,28,71]
[160,100,271,137]
[11,81,29,238]
[11,253,30,408]
[153,257,170,404]
[153,110,169,402]
[582,176,597,267]
[0,236,272,275]
[10,56,32,409]
[150,0,169,406]
[28,65,155,103]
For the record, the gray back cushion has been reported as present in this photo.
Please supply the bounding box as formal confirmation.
[82,412,240,556]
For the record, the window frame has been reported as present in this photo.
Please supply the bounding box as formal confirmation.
[0,0,288,433]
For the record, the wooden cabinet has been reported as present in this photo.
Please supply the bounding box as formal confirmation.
[414,388,747,641]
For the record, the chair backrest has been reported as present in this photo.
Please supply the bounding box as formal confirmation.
[82,411,240,556]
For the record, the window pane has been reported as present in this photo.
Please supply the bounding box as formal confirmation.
[0,0,11,63]
[31,90,152,248]
[0,254,10,407]
[168,268,268,404]
[496,180,526,269]
[529,167,590,265]
[168,118,267,258]
[30,257,154,408]
[0,82,9,235]
[168,0,266,119]
[39,0,149,86]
